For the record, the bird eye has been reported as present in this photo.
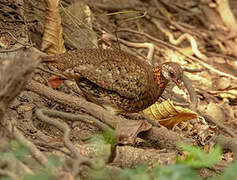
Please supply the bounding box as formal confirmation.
[169,71,175,78]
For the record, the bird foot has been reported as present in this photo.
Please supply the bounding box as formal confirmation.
[122,113,148,120]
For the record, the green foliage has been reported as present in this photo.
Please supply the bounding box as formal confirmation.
[0,177,11,180]
[120,165,150,180]
[120,164,200,180]
[119,144,223,180]
[87,135,112,180]
[178,144,222,168]
[152,164,200,180]
[88,163,111,180]
[3,138,237,180]
[24,170,55,180]
[120,166,150,180]
[209,161,237,180]
[23,155,61,180]
[103,129,117,148]
[10,140,29,160]
[88,135,111,159]
[0,139,62,180]
[47,155,62,168]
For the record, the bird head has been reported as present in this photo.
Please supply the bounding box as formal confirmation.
[161,62,183,88]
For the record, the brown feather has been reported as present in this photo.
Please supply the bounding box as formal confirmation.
[42,49,182,114]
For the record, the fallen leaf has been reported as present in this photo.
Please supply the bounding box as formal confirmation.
[116,120,152,145]
[61,1,97,49]
[41,0,66,54]
[205,102,226,121]
[0,36,9,48]
[215,77,231,90]
[48,75,64,89]
[143,99,198,129]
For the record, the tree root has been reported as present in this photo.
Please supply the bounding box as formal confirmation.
[26,80,191,150]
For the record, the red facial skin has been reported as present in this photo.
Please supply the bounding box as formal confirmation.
[173,79,182,88]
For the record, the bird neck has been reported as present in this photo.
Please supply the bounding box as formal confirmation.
[153,67,169,91]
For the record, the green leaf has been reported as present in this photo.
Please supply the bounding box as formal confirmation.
[120,168,135,179]
[210,161,237,180]
[178,144,222,168]
[88,135,111,162]
[135,165,148,174]
[24,170,55,180]
[103,129,117,148]
[153,164,201,180]
[47,155,61,168]
[120,166,149,180]
[10,140,29,160]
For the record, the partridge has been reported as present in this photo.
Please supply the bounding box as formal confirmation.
[42,49,183,115]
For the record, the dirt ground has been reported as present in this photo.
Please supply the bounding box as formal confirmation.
[0,0,237,179]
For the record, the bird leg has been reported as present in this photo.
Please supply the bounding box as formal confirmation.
[122,113,161,128]
[122,113,149,120]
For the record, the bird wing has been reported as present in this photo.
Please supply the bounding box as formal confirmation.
[73,50,153,100]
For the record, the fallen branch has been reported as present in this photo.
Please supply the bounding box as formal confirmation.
[0,50,45,177]
[26,80,191,150]
[111,146,175,168]
[35,108,93,176]
[13,127,48,166]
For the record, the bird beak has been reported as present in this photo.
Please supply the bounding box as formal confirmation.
[173,79,182,88]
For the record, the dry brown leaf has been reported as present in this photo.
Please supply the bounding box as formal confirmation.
[0,36,9,48]
[214,77,231,90]
[143,99,198,129]
[41,0,66,54]
[61,1,97,49]
[47,75,64,89]
[185,71,212,90]
[206,102,226,121]
[116,120,152,145]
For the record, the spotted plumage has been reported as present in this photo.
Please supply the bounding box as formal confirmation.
[42,49,183,115]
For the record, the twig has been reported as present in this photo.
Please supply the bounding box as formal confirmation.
[33,140,71,156]
[0,31,31,47]
[117,28,237,80]
[0,31,35,53]
[26,80,121,127]
[199,111,237,138]
[102,31,154,63]
[37,66,67,80]
[0,169,18,180]
[17,161,34,175]
[206,52,237,61]
[214,135,237,160]
[36,108,80,158]
[150,16,208,61]
[13,127,48,166]
[26,80,191,150]
[183,67,203,72]
[35,108,94,177]
[0,45,32,53]
[36,108,114,134]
